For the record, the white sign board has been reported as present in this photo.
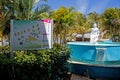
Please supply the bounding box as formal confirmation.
[10,20,53,51]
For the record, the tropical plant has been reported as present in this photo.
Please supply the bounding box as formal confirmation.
[53,6,75,44]
[86,8,120,39]
[0,0,51,46]
[102,8,120,39]
[0,44,70,80]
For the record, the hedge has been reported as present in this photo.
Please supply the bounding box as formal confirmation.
[0,44,71,80]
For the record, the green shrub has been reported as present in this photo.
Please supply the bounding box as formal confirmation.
[0,44,70,80]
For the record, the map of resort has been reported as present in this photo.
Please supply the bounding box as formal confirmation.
[11,20,52,50]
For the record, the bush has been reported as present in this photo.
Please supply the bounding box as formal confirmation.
[0,44,70,80]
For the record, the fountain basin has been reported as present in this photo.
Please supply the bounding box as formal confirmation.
[67,41,120,79]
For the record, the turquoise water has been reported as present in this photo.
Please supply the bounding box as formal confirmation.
[67,41,120,66]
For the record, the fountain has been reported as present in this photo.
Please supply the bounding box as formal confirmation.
[67,23,120,79]
[90,23,107,61]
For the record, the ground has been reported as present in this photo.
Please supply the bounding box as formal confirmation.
[70,74,93,80]
[70,74,104,80]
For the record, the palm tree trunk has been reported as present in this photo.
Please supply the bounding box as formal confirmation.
[63,29,67,44]
[82,33,84,41]
[60,23,62,45]
[7,34,10,46]
[1,37,4,46]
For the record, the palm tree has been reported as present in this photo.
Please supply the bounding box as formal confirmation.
[13,0,51,20]
[0,1,9,46]
[0,0,51,46]
[102,8,120,39]
[53,6,75,44]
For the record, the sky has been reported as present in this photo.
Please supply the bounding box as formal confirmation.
[47,0,120,15]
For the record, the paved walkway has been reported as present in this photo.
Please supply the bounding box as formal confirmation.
[70,74,93,80]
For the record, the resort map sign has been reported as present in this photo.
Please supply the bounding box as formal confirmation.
[10,20,53,51]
